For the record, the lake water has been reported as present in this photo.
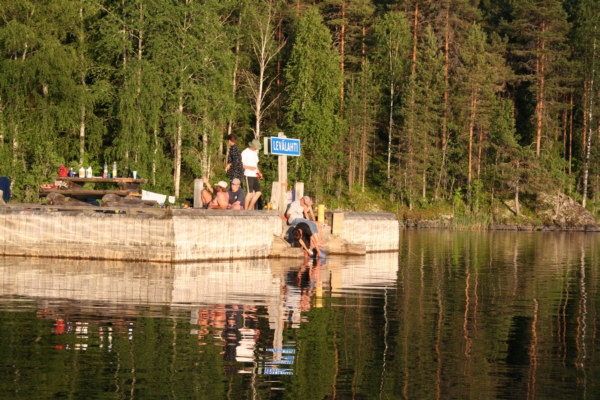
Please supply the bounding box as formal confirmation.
[1,230,599,399]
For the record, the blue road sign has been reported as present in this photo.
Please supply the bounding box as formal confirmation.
[270,137,301,156]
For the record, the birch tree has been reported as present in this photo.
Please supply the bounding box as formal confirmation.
[243,0,285,139]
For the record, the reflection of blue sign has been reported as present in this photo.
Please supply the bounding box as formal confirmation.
[266,359,294,365]
[267,348,296,354]
[264,368,294,375]
[270,137,301,156]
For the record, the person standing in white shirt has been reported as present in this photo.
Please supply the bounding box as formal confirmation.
[242,138,262,210]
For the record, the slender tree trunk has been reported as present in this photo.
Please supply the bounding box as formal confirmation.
[386,55,394,184]
[515,176,520,216]
[360,25,367,193]
[583,27,596,208]
[405,1,419,210]
[340,0,345,116]
[152,126,158,186]
[202,123,209,175]
[135,2,144,164]
[477,127,483,180]
[436,1,450,199]
[174,89,183,198]
[563,96,568,169]
[122,0,129,163]
[227,9,243,138]
[467,89,477,187]
[412,2,418,74]
[79,4,86,166]
[79,104,86,166]
[535,29,546,157]
[582,79,588,156]
[569,91,573,179]
[422,151,427,199]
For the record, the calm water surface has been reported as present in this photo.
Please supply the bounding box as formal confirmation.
[1,230,599,399]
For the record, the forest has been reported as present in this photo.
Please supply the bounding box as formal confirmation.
[0,0,599,221]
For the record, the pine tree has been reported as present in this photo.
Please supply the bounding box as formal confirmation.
[506,0,570,158]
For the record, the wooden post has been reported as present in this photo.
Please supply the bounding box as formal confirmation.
[294,182,304,200]
[277,132,287,216]
[193,179,204,208]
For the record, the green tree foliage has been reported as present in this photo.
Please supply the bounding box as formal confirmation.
[0,0,598,214]
[284,7,341,192]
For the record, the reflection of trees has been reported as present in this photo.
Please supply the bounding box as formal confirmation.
[381,230,600,399]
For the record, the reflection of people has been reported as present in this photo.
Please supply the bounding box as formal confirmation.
[223,305,242,362]
[227,178,245,210]
[242,138,262,210]
[226,134,244,183]
[201,177,229,209]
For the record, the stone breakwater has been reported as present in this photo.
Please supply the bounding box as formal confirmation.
[0,206,399,262]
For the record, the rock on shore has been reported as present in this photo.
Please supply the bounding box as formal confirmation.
[536,192,598,227]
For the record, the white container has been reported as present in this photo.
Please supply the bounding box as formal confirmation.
[86,166,92,178]
[79,166,85,178]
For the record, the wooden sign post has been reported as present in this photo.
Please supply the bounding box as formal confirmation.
[277,132,287,216]
[267,132,301,215]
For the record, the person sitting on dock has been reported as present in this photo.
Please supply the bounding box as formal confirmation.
[293,222,322,258]
[227,178,245,210]
[286,196,325,245]
[201,177,229,209]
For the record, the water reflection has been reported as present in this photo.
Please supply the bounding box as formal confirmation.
[1,231,600,399]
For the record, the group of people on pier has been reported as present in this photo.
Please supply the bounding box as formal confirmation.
[200,134,262,211]
[201,133,325,258]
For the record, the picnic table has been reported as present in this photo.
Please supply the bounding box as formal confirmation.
[39,176,148,198]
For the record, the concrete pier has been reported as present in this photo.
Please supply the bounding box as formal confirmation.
[0,205,399,262]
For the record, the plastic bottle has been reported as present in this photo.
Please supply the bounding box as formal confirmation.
[103,163,108,179]
[79,166,85,178]
[69,168,74,178]
[112,162,117,178]
[86,166,92,178]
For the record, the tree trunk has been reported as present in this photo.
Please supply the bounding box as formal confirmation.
[477,127,483,180]
[202,123,209,176]
[79,104,85,166]
[135,2,144,164]
[436,1,450,199]
[412,2,419,74]
[227,8,243,138]
[535,28,546,157]
[152,126,158,186]
[386,56,395,184]
[122,0,129,163]
[467,89,477,187]
[515,177,520,216]
[174,90,183,198]
[583,27,596,208]
[360,25,367,193]
[569,91,573,180]
[79,4,86,166]
[340,0,345,116]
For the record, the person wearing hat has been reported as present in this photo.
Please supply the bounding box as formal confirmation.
[242,138,263,210]
[227,178,246,210]
[201,176,230,209]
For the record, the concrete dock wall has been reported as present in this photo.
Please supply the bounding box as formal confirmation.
[332,212,399,252]
[0,206,398,262]
[0,207,282,262]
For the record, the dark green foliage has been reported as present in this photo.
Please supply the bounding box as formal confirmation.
[0,0,597,214]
